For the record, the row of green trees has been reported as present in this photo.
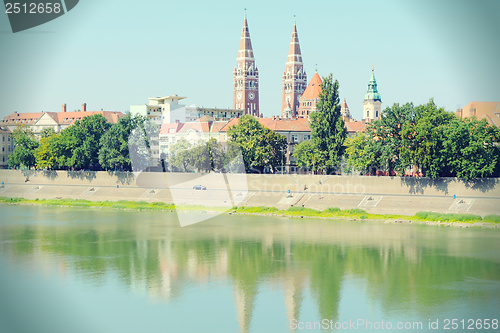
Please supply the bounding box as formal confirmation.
[8,114,152,171]
[343,100,500,180]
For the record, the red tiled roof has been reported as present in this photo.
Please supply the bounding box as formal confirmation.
[56,111,124,126]
[259,117,310,132]
[220,117,310,132]
[2,110,124,126]
[160,123,184,135]
[178,122,210,133]
[210,121,229,133]
[300,73,322,100]
[345,121,366,133]
[2,112,43,125]
[195,115,215,122]
[219,118,239,132]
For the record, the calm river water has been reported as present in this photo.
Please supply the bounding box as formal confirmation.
[0,205,499,333]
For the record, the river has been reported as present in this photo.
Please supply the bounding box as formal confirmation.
[0,204,499,332]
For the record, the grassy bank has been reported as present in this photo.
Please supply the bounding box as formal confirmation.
[1,196,499,225]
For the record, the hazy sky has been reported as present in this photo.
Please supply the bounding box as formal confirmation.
[0,0,499,120]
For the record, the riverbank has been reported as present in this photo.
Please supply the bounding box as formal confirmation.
[2,197,499,229]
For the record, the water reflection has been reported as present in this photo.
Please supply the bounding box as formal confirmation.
[0,206,499,332]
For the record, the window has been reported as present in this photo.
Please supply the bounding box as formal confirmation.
[2,136,4,141]
[367,110,370,118]
[304,135,311,140]
[291,134,298,143]
[376,111,379,118]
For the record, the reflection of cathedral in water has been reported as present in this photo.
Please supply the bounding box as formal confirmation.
[8,218,500,333]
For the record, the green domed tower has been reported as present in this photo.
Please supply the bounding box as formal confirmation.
[363,68,382,122]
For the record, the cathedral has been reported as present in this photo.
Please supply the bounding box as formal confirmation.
[232,13,260,117]
[232,13,381,122]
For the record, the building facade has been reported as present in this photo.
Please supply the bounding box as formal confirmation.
[362,69,382,122]
[340,99,352,121]
[282,23,307,118]
[131,95,244,124]
[297,72,322,118]
[0,127,14,168]
[1,104,124,136]
[233,14,260,117]
[456,101,500,127]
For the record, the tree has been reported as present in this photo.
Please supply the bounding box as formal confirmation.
[292,140,323,173]
[227,115,287,173]
[401,99,454,178]
[169,138,192,172]
[35,134,60,169]
[309,74,347,173]
[8,124,39,169]
[191,140,212,173]
[40,127,56,138]
[99,113,147,171]
[441,117,500,180]
[365,102,415,174]
[344,132,371,173]
[55,114,111,170]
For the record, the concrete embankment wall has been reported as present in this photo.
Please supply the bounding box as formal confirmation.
[0,170,499,216]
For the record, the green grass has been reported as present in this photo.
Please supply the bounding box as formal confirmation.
[483,215,500,223]
[0,196,176,211]
[414,211,483,223]
[1,196,499,225]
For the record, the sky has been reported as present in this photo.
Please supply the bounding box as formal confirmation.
[0,0,499,120]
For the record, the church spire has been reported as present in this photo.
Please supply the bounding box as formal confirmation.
[233,11,259,117]
[282,19,307,118]
[363,67,382,122]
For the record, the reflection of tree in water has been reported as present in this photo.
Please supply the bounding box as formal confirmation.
[294,244,345,322]
[1,221,500,332]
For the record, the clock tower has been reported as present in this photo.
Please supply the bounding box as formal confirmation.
[233,11,260,117]
[282,21,307,118]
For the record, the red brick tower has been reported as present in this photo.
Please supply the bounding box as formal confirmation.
[233,11,259,117]
[282,19,307,118]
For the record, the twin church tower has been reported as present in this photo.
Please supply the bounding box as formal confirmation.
[232,13,381,121]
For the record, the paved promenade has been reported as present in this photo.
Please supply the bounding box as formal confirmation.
[1,170,499,216]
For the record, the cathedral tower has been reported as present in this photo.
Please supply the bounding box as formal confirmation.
[282,20,307,118]
[363,68,382,122]
[233,12,259,117]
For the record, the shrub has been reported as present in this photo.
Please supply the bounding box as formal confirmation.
[344,208,367,215]
[482,215,500,223]
[323,207,341,213]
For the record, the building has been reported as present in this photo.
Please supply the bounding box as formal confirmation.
[220,117,309,173]
[131,96,244,124]
[158,116,229,161]
[340,99,352,121]
[1,103,124,136]
[297,72,322,118]
[233,12,260,117]
[362,68,382,122]
[0,127,14,168]
[130,95,188,123]
[282,22,307,118]
[456,101,500,127]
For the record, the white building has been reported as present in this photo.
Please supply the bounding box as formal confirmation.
[362,69,382,122]
[131,95,244,124]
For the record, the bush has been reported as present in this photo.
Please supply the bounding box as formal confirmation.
[415,211,482,222]
[286,207,321,215]
[323,207,341,213]
[483,215,500,223]
[344,208,367,215]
